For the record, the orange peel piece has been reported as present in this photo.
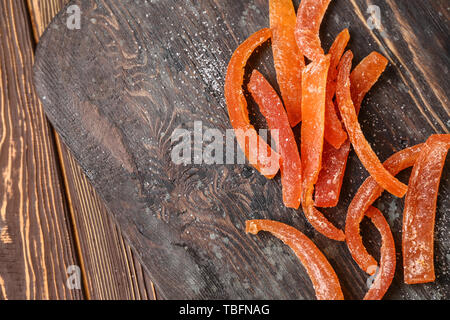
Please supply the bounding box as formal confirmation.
[301,54,345,241]
[295,0,332,62]
[350,52,389,113]
[246,219,344,300]
[324,29,350,149]
[363,206,396,300]
[315,51,389,208]
[314,140,351,208]
[336,50,408,198]
[225,29,280,178]
[402,134,450,284]
[248,70,302,209]
[270,0,305,127]
[346,144,424,274]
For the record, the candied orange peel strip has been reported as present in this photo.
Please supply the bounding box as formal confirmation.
[224,29,280,178]
[314,140,351,208]
[350,52,389,113]
[324,29,350,149]
[315,51,388,208]
[248,70,302,209]
[336,50,408,198]
[324,92,346,149]
[270,0,305,127]
[346,144,424,274]
[295,0,332,62]
[246,219,344,300]
[363,206,396,300]
[301,54,345,241]
[402,134,450,284]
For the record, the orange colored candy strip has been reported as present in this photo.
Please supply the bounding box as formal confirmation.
[363,206,396,300]
[246,220,344,300]
[301,55,345,241]
[324,87,347,149]
[225,29,280,178]
[328,29,351,82]
[336,50,408,198]
[248,70,302,209]
[346,144,424,274]
[350,52,389,113]
[270,0,305,127]
[295,0,332,62]
[324,29,350,149]
[315,52,388,208]
[301,56,330,204]
[403,134,450,284]
[314,140,351,207]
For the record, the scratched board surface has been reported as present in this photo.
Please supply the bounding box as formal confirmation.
[33,0,449,299]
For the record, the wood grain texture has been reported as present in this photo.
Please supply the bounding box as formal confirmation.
[56,145,157,299]
[27,0,156,300]
[0,0,83,299]
[34,0,449,299]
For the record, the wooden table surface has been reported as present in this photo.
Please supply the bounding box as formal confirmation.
[32,0,449,299]
[0,0,156,300]
[1,0,449,300]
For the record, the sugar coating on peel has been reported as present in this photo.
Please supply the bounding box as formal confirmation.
[295,0,332,61]
[402,135,450,284]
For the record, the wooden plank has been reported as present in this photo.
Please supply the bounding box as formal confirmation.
[27,0,156,300]
[56,147,156,299]
[0,0,83,300]
[33,0,449,299]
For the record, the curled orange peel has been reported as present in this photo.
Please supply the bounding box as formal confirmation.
[246,219,344,300]
[336,50,408,198]
[224,29,280,178]
[248,70,302,209]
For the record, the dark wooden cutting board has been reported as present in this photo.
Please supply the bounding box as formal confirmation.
[33,0,449,299]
